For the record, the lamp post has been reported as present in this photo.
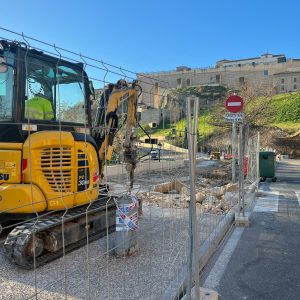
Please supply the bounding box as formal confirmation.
[158,142,162,162]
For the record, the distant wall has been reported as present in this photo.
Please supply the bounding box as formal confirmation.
[137,57,300,108]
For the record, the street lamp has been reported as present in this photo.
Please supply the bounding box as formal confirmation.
[158,142,162,162]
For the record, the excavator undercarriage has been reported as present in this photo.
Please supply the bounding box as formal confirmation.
[4,197,116,269]
[4,198,116,269]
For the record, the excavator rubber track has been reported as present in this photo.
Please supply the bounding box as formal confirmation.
[4,197,116,269]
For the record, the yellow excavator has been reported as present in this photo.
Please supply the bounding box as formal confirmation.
[0,39,141,268]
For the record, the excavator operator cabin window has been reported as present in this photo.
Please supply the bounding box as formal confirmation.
[25,55,86,124]
[0,51,14,120]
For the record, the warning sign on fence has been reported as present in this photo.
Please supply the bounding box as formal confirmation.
[115,195,139,231]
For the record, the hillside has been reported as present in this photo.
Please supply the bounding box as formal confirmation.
[150,92,300,138]
[268,93,300,132]
[240,92,300,132]
[143,92,300,156]
[148,110,218,139]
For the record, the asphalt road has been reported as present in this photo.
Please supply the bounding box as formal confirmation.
[202,159,300,300]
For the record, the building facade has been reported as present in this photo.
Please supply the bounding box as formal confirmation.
[137,53,300,110]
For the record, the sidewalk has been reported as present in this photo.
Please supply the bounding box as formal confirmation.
[202,159,300,300]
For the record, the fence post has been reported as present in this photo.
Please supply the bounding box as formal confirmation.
[193,98,200,299]
[186,97,200,300]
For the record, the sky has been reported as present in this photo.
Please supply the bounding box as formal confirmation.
[1,0,300,86]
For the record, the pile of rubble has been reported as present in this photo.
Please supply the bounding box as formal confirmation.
[139,179,239,215]
[200,183,238,214]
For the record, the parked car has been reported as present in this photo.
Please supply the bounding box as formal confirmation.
[150,149,159,160]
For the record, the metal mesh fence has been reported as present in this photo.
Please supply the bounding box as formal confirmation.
[0,28,259,300]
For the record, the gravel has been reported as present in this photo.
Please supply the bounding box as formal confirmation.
[0,204,225,300]
[0,158,229,300]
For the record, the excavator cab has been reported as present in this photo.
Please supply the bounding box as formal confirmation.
[0,40,92,139]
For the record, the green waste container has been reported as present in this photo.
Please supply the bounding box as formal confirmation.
[259,151,277,182]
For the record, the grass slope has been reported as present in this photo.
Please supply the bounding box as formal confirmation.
[270,93,300,132]
[148,92,300,138]
[150,110,218,138]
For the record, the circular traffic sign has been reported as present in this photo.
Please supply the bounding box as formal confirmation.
[225,95,244,113]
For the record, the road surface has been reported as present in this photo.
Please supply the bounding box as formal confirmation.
[202,159,300,300]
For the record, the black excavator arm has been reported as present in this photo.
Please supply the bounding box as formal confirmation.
[93,80,141,192]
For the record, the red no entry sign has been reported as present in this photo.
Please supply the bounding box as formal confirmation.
[225,95,244,113]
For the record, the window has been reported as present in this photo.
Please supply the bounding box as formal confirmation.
[281,78,285,84]
[55,77,85,123]
[177,78,182,88]
[216,74,220,83]
[277,57,286,63]
[294,84,297,90]
[263,70,268,76]
[25,55,86,123]
[154,82,159,94]
[0,51,14,120]
[294,77,297,83]
[186,79,191,86]
[281,85,284,91]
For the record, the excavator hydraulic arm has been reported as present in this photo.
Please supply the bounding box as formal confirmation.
[92,80,140,192]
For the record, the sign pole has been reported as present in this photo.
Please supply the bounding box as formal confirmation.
[232,121,236,182]
[256,131,260,184]
[225,95,244,183]
[238,123,244,217]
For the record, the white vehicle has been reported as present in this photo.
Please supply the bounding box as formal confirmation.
[150,149,159,160]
